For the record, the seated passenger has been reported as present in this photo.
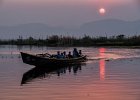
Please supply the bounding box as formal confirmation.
[60,53,64,58]
[56,51,61,58]
[63,51,66,58]
[68,52,73,58]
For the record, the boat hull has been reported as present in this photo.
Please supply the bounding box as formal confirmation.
[20,52,87,66]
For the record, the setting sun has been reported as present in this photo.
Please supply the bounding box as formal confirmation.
[99,8,106,15]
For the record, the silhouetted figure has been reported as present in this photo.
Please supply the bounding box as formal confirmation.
[79,50,82,56]
[57,51,61,58]
[73,48,79,57]
[60,53,64,58]
[68,52,73,58]
[63,51,66,58]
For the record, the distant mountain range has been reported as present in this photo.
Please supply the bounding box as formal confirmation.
[80,19,140,36]
[0,19,140,39]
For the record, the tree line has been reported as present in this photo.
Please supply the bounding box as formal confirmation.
[0,34,140,47]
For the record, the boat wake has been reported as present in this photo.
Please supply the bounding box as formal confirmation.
[85,48,140,62]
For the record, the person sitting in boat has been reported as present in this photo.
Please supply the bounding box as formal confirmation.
[63,51,66,58]
[56,51,61,58]
[73,48,79,57]
[60,53,65,58]
[68,52,73,58]
[57,51,66,59]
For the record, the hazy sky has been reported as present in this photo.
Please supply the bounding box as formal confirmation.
[0,0,140,27]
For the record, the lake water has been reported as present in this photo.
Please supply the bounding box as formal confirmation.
[0,45,140,100]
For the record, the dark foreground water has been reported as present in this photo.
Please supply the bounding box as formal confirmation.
[0,45,140,100]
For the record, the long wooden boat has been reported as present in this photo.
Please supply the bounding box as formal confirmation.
[20,52,87,66]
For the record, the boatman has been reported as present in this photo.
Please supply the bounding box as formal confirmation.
[73,48,79,57]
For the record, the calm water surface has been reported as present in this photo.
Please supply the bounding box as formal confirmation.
[0,45,140,100]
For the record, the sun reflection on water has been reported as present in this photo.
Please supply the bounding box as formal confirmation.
[99,48,106,81]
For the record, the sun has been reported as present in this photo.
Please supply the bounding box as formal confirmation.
[99,8,106,15]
